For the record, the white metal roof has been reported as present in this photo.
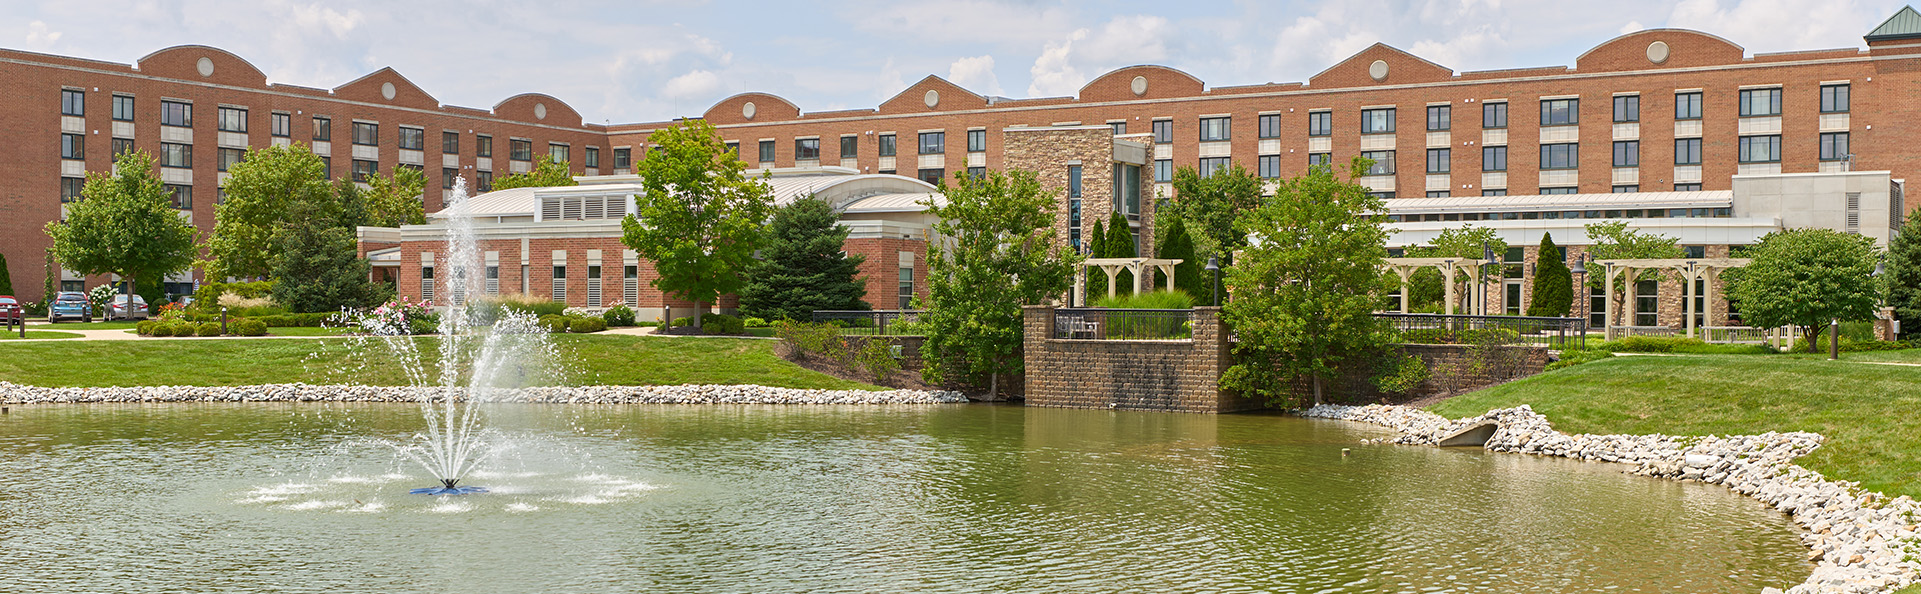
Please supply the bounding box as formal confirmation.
[840,192,946,214]
[431,167,941,219]
[1386,190,1733,214]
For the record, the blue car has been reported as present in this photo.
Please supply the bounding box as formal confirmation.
[47,291,91,323]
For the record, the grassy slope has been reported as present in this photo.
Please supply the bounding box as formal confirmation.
[1429,353,1921,499]
[0,330,84,340]
[0,334,878,391]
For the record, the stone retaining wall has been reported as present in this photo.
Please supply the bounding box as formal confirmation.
[1304,343,1548,404]
[1021,305,1261,413]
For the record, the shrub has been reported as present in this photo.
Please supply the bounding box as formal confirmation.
[670,316,694,327]
[569,317,607,333]
[1372,352,1431,394]
[196,322,222,337]
[408,316,439,335]
[1546,348,1615,371]
[853,338,900,384]
[602,304,637,327]
[701,313,745,335]
[166,322,197,337]
[1093,289,1194,310]
[233,318,268,336]
[539,314,571,333]
[1798,334,1913,353]
[22,300,48,317]
[743,316,768,328]
[135,320,158,336]
[1614,336,1705,353]
[216,293,278,311]
[476,294,567,318]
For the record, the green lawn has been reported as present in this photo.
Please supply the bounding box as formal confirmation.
[31,320,141,330]
[0,334,877,391]
[116,326,354,337]
[0,330,84,340]
[1429,352,1921,499]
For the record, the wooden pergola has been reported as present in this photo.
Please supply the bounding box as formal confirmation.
[1381,257,1498,315]
[1074,258,1183,305]
[1593,258,1751,340]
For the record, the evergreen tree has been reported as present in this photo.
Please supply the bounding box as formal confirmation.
[1105,211,1136,293]
[1887,211,1921,341]
[270,202,390,313]
[1084,218,1106,300]
[1527,233,1574,317]
[738,197,869,321]
[1155,216,1205,300]
[0,251,12,297]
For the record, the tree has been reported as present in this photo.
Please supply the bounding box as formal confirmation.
[1725,229,1881,353]
[0,251,12,297]
[1887,211,1921,341]
[1404,226,1507,312]
[1167,161,1263,264]
[1154,215,1205,300]
[1103,210,1136,293]
[1527,233,1573,317]
[363,167,427,227]
[1083,217,1106,301]
[1220,157,1390,407]
[44,150,198,315]
[203,144,336,280]
[738,196,869,321]
[621,120,774,331]
[1584,221,1682,327]
[489,155,579,191]
[270,201,391,313]
[919,169,1080,398]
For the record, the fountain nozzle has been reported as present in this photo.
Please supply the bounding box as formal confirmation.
[441,478,460,490]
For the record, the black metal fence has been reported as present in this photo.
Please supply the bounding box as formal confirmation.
[1053,308,1194,340]
[1376,313,1586,349]
[810,310,925,335]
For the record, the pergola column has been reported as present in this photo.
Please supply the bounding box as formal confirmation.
[1104,266,1119,298]
[1395,267,1414,314]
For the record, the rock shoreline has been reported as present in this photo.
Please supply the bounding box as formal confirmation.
[1301,403,1921,594]
[0,382,968,405]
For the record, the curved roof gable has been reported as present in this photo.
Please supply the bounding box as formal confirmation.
[1309,43,1452,89]
[135,45,267,87]
[1078,65,1204,102]
[877,76,988,114]
[493,93,583,126]
[332,67,439,110]
[704,92,802,125]
[1575,29,1744,73]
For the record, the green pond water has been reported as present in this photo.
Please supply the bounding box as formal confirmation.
[0,403,1807,593]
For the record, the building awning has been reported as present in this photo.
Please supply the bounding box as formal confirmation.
[1384,190,1733,215]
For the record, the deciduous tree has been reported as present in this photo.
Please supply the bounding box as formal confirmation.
[203,144,336,280]
[621,120,774,330]
[44,150,198,314]
[1167,162,1263,264]
[1725,229,1881,352]
[1584,221,1682,327]
[738,197,869,321]
[488,155,579,191]
[363,167,427,227]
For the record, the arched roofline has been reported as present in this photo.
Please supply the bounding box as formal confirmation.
[1077,64,1206,97]
[135,44,268,80]
[1575,28,1746,63]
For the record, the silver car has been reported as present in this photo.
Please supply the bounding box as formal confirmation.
[108,294,149,321]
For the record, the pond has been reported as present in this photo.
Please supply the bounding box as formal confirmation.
[0,403,1807,593]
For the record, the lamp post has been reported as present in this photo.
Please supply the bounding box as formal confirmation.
[221,307,229,336]
[1206,255,1221,307]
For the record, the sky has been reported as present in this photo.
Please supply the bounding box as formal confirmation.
[2,0,1906,125]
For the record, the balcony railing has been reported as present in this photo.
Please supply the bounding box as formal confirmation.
[810,310,924,335]
[1053,308,1193,340]
[1377,313,1586,349]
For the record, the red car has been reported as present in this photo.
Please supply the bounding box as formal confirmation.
[0,296,22,327]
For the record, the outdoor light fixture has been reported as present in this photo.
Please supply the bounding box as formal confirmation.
[1205,255,1221,307]
[1569,254,1587,275]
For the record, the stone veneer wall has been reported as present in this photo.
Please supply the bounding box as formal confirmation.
[1022,305,1260,413]
[1000,127,1156,258]
[1299,343,1549,404]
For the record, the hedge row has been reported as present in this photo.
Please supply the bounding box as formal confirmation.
[135,319,268,337]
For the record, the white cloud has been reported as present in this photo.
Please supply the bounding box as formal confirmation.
[282,1,363,39]
[1028,28,1086,97]
[24,20,61,49]
[947,55,1002,95]
[663,70,721,99]
[1027,15,1171,97]
[1666,0,1886,52]
[1621,20,1646,34]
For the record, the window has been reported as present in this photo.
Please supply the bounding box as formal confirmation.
[218,107,247,133]
[61,133,84,160]
[1739,88,1782,117]
[398,127,424,150]
[552,265,567,302]
[878,134,896,157]
[1360,150,1395,175]
[112,95,134,121]
[1154,159,1172,182]
[165,184,191,210]
[795,138,819,160]
[1821,84,1851,113]
[312,116,331,141]
[352,122,378,146]
[757,140,775,162]
[442,167,458,189]
[725,141,741,159]
[841,136,858,159]
[1258,114,1281,138]
[61,89,84,116]
[1426,191,1450,198]
[1542,187,1578,195]
[1199,117,1230,141]
[159,142,191,168]
[1675,92,1703,120]
[1540,143,1578,169]
[1483,189,1508,196]
[1427,105,1451,131]
[510,139,532,161]
[1614,185,1640,193]
[1308,153,1331,168]
[61,177,85,203]
[1613,141,1639,167]
[917,168,944,185]
[1259,155,1282,179]
[476,135,492,158]
[1540,98,1579,126]
[1110,122,1126,135]
[218,148,245,171]
[585,146,600,168]
[967,129,985,152]
[442,131,460,154]
[1308,111,1332,136]
[161,100,191,127]
[1153,119,1172,143]
[319,156,330,177]
[1361,108,1395,134]
[1425,148,1450,174]
[1613,95,1639,123]
[1482,102,1507,128]
[351,159,376,182]
[898,267,915,309]
[967,166,984,180]
[1482,146,1507,171]
[477,171,493,192]
[1674,138,1702,165]
[614,147,632,169]
[1739,135,1781,163]
[1675,183,1703,191]
[549,143,569,163]
[1067,164,1083,198]
[1113,163,1142,216]
[918,131,944,155]
[111,138,132,158]
[1198,157,1230,177]
[1821,132,1851,161]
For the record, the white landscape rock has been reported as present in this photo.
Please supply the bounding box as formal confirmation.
[0,381,967,405]
[1300,403,1921,594]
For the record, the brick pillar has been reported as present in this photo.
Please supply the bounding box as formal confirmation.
[1022,305,1054,400]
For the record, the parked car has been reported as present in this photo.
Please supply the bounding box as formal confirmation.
[47,291,91,323]
[107,294,149,321]
[0,296,22,328]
